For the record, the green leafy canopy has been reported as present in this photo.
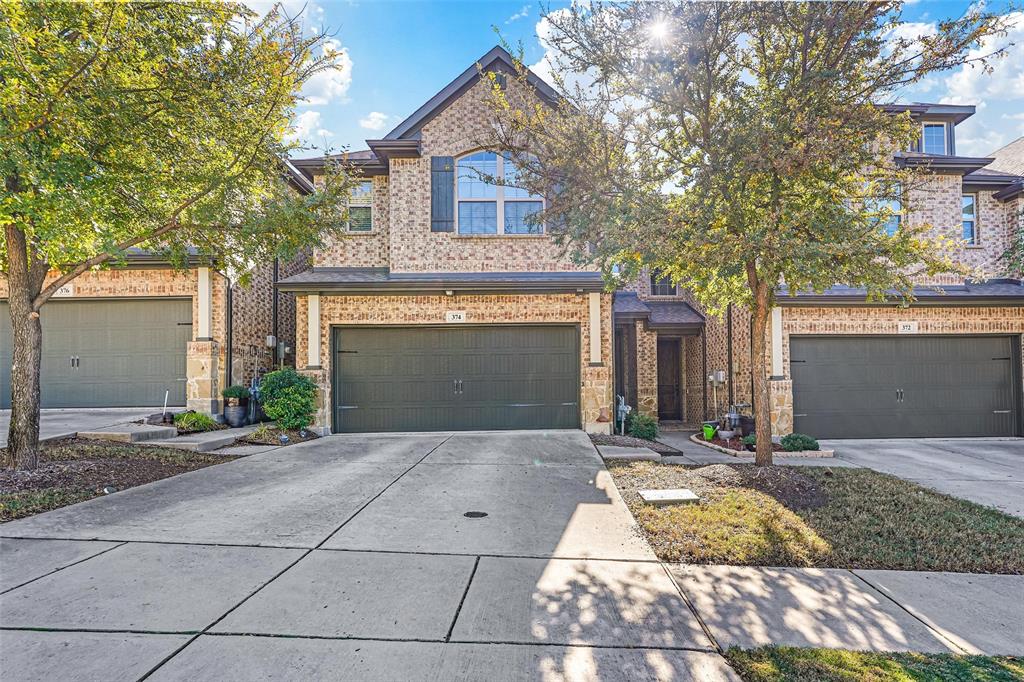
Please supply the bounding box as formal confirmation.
[1,1,357,301]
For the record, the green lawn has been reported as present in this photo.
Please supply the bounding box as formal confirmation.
[726,646,1024,682]
[609,462,1024,573]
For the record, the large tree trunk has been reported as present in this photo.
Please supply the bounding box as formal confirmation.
[750,284,774,467]
[4,225,47,470]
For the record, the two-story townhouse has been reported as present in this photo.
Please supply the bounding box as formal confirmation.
[287,47,1023,440]
[616,106,1024,440]
[282,47,624,434]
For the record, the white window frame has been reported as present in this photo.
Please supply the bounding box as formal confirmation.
[650,273,677,297]
[454,151,545,235]
[962,192,979,245]
[920,121,947,155]
[347,180,373,232]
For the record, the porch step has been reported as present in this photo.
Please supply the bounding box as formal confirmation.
[146,425,259,453]
[78,424,178,443]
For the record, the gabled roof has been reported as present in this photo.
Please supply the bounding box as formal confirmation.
[987,136,1024,176]
[383,45,559,141]
[612,292,705,333]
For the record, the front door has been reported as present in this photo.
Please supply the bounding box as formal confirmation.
[657,338,681,421]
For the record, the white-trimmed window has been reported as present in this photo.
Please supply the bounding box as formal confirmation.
[347,180,373,232]
[962,193,978,245]
[867,191,902,237]
[455,151,544,234]
[650,273,677,296]
[921,122,947,155]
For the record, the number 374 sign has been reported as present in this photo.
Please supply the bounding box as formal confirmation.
[897,321,919,334]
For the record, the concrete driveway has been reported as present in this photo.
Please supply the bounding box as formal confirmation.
[0,408,152,448]
[824,438,1024,519]
[0,430,735,682]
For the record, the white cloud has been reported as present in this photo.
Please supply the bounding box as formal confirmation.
[299,38,353,106]
[941,11,1024,105]
[288,110,334,146]
[359,111,391,131]
[506,5,530,25]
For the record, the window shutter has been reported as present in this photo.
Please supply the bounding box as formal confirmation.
[431,156,455,232]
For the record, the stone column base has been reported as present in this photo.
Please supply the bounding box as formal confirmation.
[299,367,330,434]
[186,341,222,416]
[769,379,793,436]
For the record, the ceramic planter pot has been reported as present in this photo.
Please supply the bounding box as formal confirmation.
[223,404,247,428]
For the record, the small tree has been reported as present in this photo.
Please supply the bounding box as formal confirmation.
[485,1,1011,465]
[1,3,357,469]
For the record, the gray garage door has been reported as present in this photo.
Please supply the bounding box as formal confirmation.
[1,299,192,409]
[791,336,1020,439]
[332,326,580,433]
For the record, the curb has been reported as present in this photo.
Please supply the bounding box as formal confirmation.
[688,433,834,458]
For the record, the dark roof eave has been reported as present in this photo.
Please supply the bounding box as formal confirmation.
[895,154,994,175]
[276,280,605,295]
[777,294,1024,308]
[993,181,1023,201]
[644,321,704,334]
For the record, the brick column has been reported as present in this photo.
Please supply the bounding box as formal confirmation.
[186,340,221,415]
[635,320,658,418]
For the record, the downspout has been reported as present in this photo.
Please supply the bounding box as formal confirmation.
[225,278,233,391]
[726,304,734,406]
[272,258,280,348]
[701,328,707,421]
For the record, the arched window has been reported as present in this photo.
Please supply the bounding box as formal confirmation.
[455,151,544,235]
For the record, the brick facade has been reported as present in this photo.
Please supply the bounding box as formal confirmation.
[296,292,614,433]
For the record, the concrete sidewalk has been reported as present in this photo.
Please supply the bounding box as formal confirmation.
[0,408,153,448]
[672,565,1024,656]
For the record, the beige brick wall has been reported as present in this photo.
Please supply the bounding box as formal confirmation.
[311,77,585,274]
[297,292,613,432]
[314,176,390,268]
[635,321,658,418]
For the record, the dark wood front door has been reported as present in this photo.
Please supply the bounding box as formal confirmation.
[657,338,682,421]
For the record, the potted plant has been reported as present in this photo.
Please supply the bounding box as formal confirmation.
[222,385,250,428]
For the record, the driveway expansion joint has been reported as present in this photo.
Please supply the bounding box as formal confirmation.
[0,541,128,595]
[445,556,481,642]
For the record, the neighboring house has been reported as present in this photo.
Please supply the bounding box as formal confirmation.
[0,163,312,414]
[616,105,1024,440]
[289,48,1023,440]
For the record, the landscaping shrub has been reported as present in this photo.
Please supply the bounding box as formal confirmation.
[742,434,757,447]
[173,411,219,432]
[222,385,249,402]
[626,412,659,441]
[262,385,316,430]
[259,368,317,403]
[781,433,819,452]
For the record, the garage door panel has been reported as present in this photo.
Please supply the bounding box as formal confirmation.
[332,326,580,433]
[1,299,191,409]
[792,336,1019,439]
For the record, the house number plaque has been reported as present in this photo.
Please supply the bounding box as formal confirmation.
[897,321,919,334]
[445,310,467,323]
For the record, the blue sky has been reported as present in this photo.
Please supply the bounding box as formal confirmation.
[250,1,1024,159]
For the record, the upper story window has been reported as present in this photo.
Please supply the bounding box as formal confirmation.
[921,122,947,155]
[867,192,902,236]
[962,193,978,245]
[347,180,373,232]
[650,273,677,296]
[456,151,544,235]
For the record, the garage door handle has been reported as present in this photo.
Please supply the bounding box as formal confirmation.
[994,410,1011,414]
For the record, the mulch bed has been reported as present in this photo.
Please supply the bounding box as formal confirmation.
[589,433,680,455]
[239,426,319,446]
[615,462,828,511]
[1,439,236,522]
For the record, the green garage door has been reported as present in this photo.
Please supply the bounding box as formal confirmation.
[791,336,1021,439]
[1,299,192,409]
[332,326,580,433]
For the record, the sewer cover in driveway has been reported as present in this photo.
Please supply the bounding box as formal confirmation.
[463,511,488,518]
